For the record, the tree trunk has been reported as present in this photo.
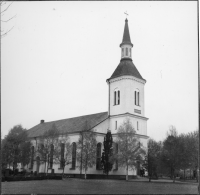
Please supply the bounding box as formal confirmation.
[173,174,175,183]
[62,167,65,178]
[44,160,46,174]
[184,169,185,181]
[126,164,128,181]
[149,176,151,182]
[85,168,87,179]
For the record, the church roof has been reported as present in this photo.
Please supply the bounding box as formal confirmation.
[27,112,108,138]
[108,58,146,82]
[120,19,133,47]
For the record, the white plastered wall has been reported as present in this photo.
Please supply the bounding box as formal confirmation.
[109,76,145,117]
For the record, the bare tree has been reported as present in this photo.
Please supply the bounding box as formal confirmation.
[115,118,146,181]
[1,1,16,37]
[54,135,72,178]
[77,130,97,179]
[38,123,59,175]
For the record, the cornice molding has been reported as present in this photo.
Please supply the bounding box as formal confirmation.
[109,112,149,120]
[108,75,146,84]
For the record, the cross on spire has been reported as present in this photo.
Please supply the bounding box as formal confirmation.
[124,11,128,18]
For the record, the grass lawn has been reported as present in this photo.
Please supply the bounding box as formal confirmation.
[2,178,198,194]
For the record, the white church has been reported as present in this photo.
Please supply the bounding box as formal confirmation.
[27,19,149,179]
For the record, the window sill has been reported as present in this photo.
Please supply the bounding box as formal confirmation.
[113,104,120,106]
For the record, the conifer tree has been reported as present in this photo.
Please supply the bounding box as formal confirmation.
[101,130,113,178]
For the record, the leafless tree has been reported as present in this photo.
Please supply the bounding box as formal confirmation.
[1,1,16,37]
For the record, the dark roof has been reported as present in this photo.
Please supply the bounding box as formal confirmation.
[120,19,133,47]
[108,59,146,81]
[27,112,108,138]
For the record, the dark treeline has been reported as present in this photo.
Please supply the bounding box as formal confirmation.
[143,126,199,182]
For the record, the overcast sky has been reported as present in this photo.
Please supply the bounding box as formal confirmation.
[2,1,198,141]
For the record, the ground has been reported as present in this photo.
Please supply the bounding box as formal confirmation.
[2,178,198,194]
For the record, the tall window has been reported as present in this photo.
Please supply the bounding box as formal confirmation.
[30,146,34,169]
[135,89,140,106]
[118,91,120,104]
[115,121,117,130]
[50,144,54,169]
[72,142,76,169]
[137,121,139,130]
[122,48,124,57]
[60,143,65,168]
[126,48,128,56]
[129,48,131,57]
[114,89,120,105]
[96,143,102,170]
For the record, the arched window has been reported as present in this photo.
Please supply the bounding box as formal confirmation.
[72,142,76,169]
[135,89,140,106]
[96,143,102,170]
[50,144,54,169]
[30,146,34,169]
[118,91,120,104]
[114,91,117,105]
[114,89,120,105]
[60,143,65,168]
[129,48,131,57]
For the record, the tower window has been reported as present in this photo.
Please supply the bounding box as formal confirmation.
[114,89,120,105]
[122,48,124,57]
[115,121,117,130]
[129,48,131,57]
[126,48,128,56]
[114,91,116,105]
[118,91,120,104]
[135,89,140,106]
[137,121,139,130]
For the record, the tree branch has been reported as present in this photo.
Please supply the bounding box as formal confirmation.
[1,14,16,22]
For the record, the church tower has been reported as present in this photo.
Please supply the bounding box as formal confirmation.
[107,19,148,139]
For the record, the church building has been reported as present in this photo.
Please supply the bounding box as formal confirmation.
[27,19,149,179]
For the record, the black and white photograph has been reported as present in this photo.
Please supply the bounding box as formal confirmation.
[1,1,199,194]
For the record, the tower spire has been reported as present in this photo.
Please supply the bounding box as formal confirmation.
[120,19,133,59]
[120,19,133,47]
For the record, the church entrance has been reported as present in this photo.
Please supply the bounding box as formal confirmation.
[36,156,40,173]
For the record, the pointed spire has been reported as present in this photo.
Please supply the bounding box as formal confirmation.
[120,19,133,47]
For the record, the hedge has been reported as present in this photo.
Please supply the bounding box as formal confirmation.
[3,175,62,182]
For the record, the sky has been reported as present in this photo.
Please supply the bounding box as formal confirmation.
[1,1,198,141]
